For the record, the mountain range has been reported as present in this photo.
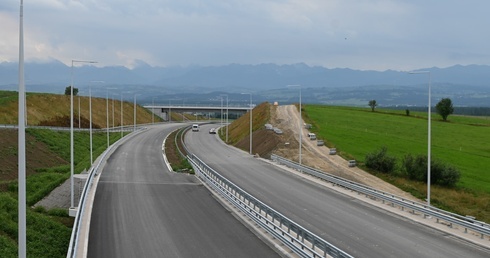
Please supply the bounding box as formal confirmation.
[1,60,489,107]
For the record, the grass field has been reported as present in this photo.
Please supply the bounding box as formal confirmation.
[303,105,490,221]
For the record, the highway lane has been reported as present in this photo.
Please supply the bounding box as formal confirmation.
[88,124,280,258]
[185,124,490,258]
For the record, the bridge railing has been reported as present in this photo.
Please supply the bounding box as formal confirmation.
[271,154,490,239]
[188,153,353,258]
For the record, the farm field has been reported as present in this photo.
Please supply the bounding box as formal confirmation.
[304,105,490,221]
[304,105,490,192]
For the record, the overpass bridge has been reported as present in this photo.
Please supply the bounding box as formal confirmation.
[143,105,251,121]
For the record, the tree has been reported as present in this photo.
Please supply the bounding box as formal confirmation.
[64,86,78,96]
[368,100,377,112]
[435,98,454,121]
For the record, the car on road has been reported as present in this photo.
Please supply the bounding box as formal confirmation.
[192,124,199,132]
[209,128,217,134]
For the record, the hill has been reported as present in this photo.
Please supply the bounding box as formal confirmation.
[0,90,159,127]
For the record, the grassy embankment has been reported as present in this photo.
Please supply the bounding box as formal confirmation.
[220,102,275,156]
[303,105,490,222]
[0,90,157,257]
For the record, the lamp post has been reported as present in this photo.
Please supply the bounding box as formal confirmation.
[409,70,432,208]
[120,93,123,138]
[106,89,110,148]
[220,94,229,142]
[105,88,117,148]
[89,81,104,165]
[241,93,253,155]
[168,99,172,122]
[89,86,93,164]
[133,94,140,131]
[220,96,224,129]
[112,94,116,129]
[152,97,156,124]
[78,94,81,129]
[71,59,97,211]
[288,85,302,164]
[18,1,26,256]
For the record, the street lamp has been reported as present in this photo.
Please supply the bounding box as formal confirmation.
[220,94,229,143]
[287,85,302,164]
[152,97,156,124]
[133,94,141,131]
[112,94,116,129]
[89,81,105,165]
[105,88,117,148]
[241,93,253,155]
[78,93,81,129]
[18,1,27,256]
[409,70,432,208]
[71,59,97,211]
[120,93,124,138]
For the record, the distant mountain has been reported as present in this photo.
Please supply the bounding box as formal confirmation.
[1,60,489,106]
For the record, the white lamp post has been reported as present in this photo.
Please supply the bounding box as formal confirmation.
[220,94,229,142]
[287,85,302,164]
[112,94,115,130]
[89,81,104,165]
[241,93,253,155]
[133,94,140,131]
[89,86,93,164]
[18,1,26,256]
[152,97,156,124]
[409,71,432,208]
[78,94,81,129]
[120,93,123,138]
[105,88,117,148]
[70,59,97,211]
[106,89,109,148]
[220,96,224,129]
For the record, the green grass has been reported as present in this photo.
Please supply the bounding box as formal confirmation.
[0,193,72,258]
[305,105,490,192]
[1,128,126,257]
[304,105,490,221]
[0,91,18,106]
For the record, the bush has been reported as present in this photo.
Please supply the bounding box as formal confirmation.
[402,154,461,187]
[365,146,396,173]
[431,161,461,187]
[402,154,427,181]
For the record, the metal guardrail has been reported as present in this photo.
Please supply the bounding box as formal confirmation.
[271,154,490,239]
[0,124,137,132]
[188,153,353,258]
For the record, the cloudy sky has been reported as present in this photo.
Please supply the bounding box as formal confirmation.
[1,0,489,71]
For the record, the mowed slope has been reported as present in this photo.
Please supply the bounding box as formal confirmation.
[0,90,159,127]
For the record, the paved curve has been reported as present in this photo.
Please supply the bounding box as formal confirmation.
[186,124,490,258]
[88,124,280,257]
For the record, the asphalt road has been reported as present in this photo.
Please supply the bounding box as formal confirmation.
[185,124,490,258]
[88,124,280,258]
